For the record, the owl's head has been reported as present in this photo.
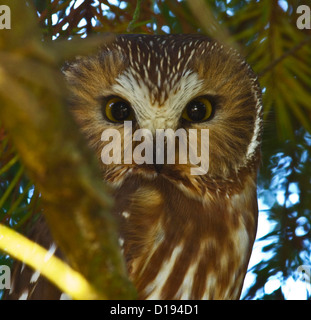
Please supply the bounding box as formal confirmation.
[64,34,263,199]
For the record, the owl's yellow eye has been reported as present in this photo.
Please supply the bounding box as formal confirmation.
[182,97,213,122]
[103,97,134,123]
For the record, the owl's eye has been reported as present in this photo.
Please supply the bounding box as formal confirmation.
[182,97,213,122]
[103,97,134,123]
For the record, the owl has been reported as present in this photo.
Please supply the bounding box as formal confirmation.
[5,34,262,300]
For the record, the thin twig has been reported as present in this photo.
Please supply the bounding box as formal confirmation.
[258,35,311,78]
[127,0,143,32]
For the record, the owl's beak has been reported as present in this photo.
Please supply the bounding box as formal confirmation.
[153,162,163,173]
[153,143,164,173]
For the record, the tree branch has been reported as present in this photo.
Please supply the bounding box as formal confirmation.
[258,35,311,78]
[0,224,100,299]
[0,0,136,299]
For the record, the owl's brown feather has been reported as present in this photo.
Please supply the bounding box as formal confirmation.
[5,34,262,300]
[112,167,258,299]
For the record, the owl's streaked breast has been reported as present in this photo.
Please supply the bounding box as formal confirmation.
[112,173,258,299]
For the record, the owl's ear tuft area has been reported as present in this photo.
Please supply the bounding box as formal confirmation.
[61,56,85,74]
[61,60,74,74]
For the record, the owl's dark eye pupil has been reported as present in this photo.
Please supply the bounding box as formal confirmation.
[186,101,207,122]
[104,97,133,123]
[182,96,213,123]
[111,101,131,121]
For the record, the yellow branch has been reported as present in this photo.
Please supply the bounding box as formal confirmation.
[0,224,102,300]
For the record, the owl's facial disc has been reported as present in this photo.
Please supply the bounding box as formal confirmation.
[97,61,214,181]
[99,93,212,181]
